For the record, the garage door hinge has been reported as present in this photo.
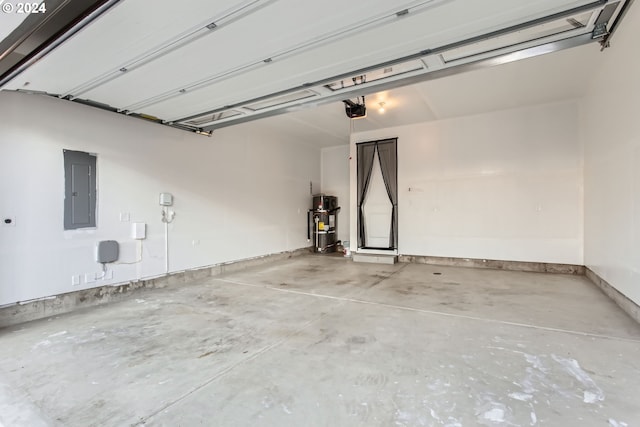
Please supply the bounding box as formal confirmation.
[592,22,609,39]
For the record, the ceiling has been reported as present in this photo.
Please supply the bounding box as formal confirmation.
[0,0,633,141]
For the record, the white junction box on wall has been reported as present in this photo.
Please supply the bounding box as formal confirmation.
[132,222,146,240]
[159,192,173,206]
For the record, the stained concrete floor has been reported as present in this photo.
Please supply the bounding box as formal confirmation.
[1,255,640,427]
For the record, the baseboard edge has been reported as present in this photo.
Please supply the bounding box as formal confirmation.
[0,247,311,329]
[398,255,585,275]
[585,268,640,324]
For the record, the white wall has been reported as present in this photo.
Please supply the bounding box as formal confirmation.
[0,91,320,306]
[582,4,640,305]
[321,145,350,243]
[350,101,584,264]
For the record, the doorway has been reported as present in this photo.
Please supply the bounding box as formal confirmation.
[356,138,398,251]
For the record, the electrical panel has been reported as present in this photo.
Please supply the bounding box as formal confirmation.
[64,150,97,230]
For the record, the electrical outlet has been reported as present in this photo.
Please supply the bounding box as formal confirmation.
[71,275,80,286]
[119,212,130,222]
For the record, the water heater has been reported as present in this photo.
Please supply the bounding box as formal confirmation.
[308,194,340,253]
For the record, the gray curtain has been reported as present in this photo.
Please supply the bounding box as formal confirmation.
[357,142,377,248]
[376,139,398,249]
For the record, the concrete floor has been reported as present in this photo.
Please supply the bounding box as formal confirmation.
[1,255,639,427]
